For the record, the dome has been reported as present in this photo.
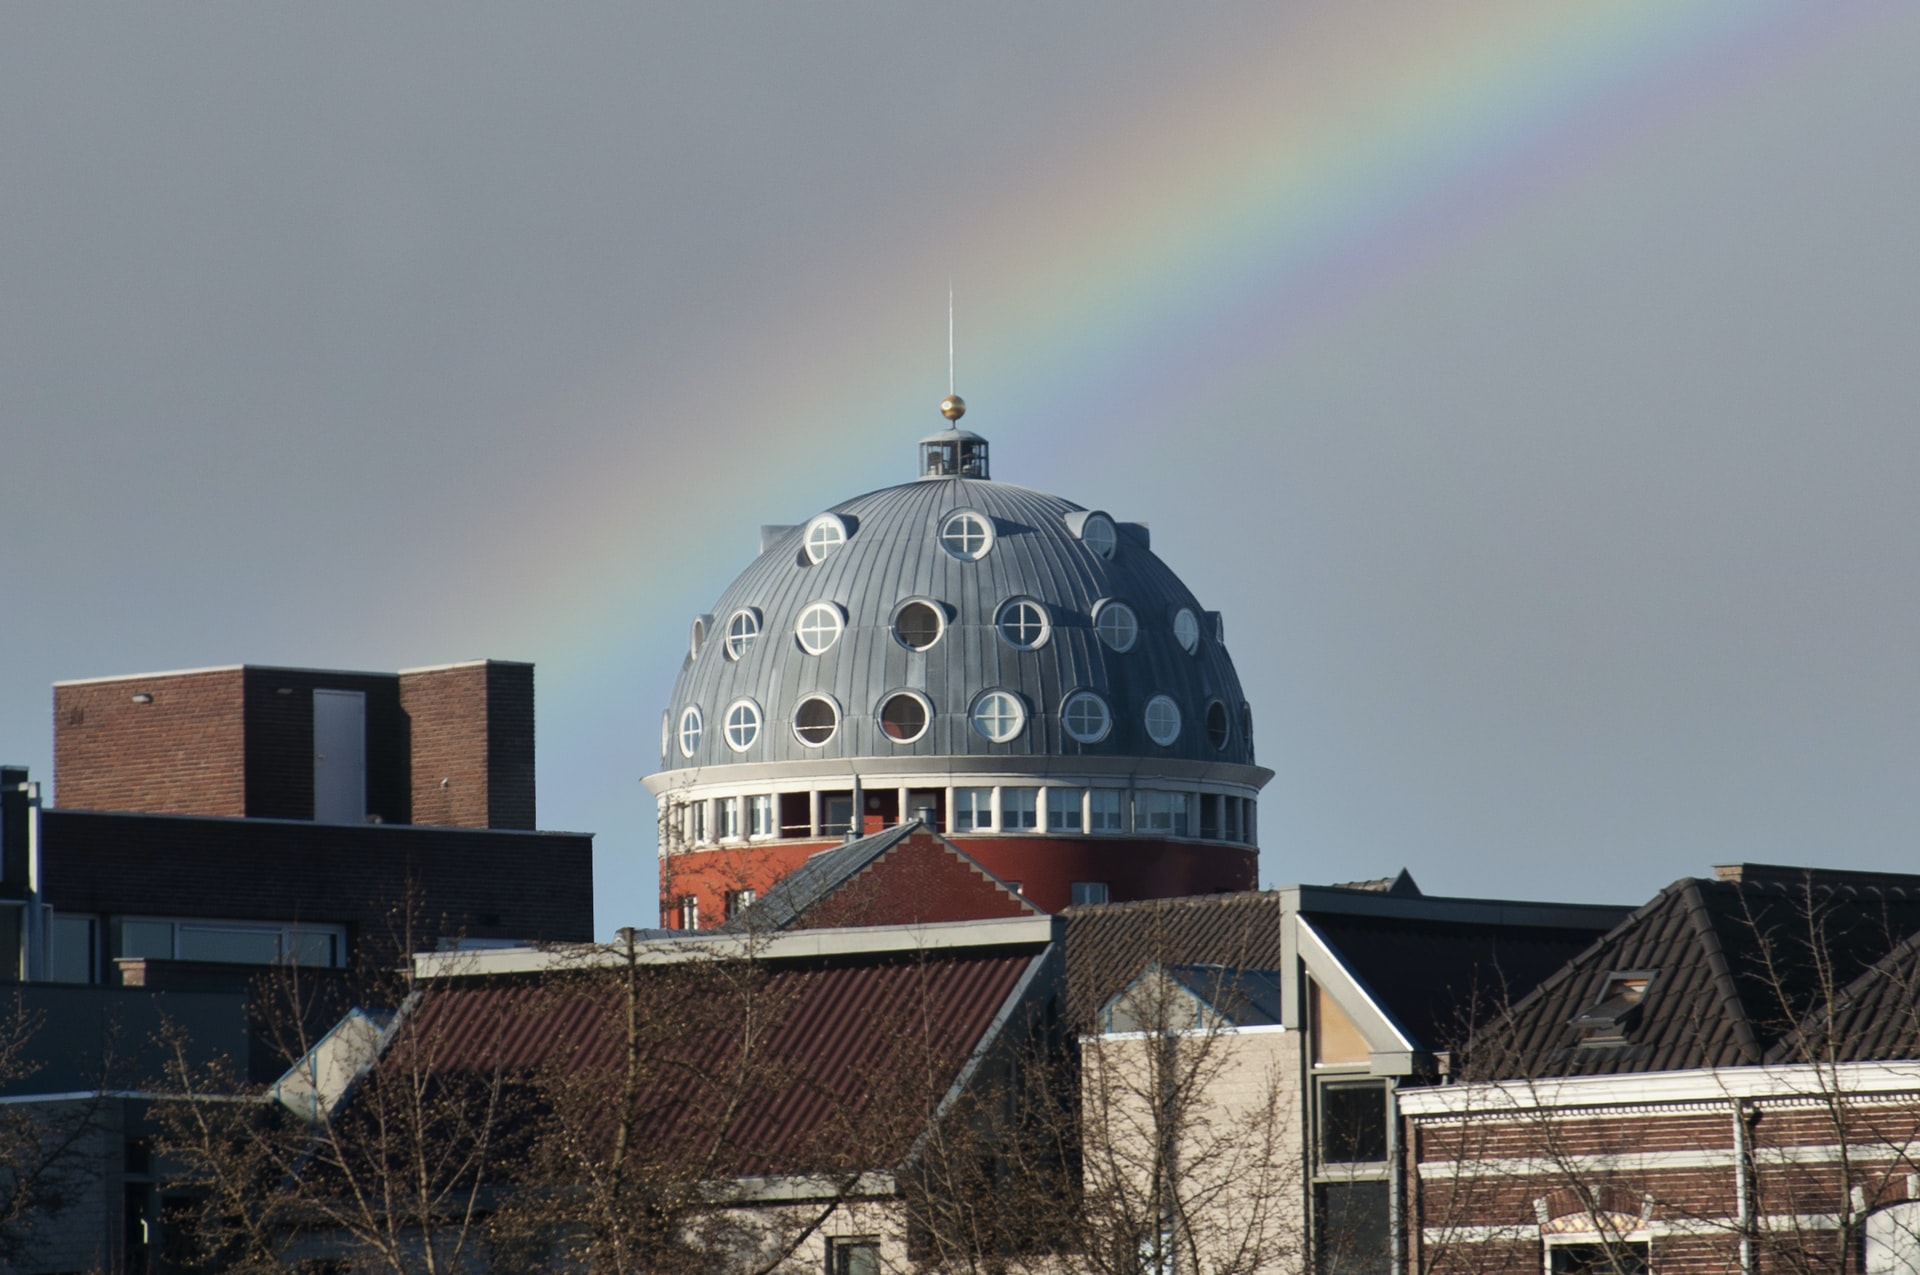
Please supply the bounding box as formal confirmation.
[660,474,1253,771]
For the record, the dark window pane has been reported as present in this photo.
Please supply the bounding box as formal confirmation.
[1321,1081,1389,1163]
[1550,1243,1648,1275]
[1315,1181,1390,1275]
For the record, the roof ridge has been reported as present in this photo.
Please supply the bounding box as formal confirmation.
[1491,876,1693,1028]
[1683,878,1764,1064]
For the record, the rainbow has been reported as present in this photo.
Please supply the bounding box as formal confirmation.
[393,0,1878,929]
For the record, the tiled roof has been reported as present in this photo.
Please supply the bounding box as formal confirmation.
[1065,892,1281,1028]
[384,944,1045,1178]
[1471,865,1920,1077]
[722,823,1037,932]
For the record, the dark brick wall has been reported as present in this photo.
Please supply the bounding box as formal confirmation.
[55,670,248,816]
[40,809,594,956]
[241,668,410,823]
[401,664,491,829]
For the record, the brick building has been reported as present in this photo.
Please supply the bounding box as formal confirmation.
[4,659,591,985]
[1401,865,1920,1275]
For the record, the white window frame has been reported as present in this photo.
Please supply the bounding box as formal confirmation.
[1061,690,1112,744]
[792,694,841,747]
[1080,513,1118,559]
[970,690,1026,743]
[716,796,741,841]
[953,787,994,833]
[1144,694,1182,746]
[878,690,933,744]
[1173,607,1200,654]
[795,601,845,655]
[1090,789,1126,834]
[677,705,703,758]
[724,608,761,660]
[750,793,775,838]
[1001,787,1038,830]
[1093,599,1138,652]
[890,598,946,652]
[939,510,993,561]
[1045,787,1084,834]
[723,699,762,752]
[996,598,1050,649]
[804,514,848,564]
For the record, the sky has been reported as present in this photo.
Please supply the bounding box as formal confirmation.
[2,2,1917,937]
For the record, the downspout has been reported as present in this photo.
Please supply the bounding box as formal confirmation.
[1732,1096,1753,1275]
[1389,1077,1405,1275]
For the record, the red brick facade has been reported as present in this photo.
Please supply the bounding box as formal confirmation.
[53,661,533,829]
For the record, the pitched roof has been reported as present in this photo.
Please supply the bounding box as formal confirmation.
[722,823,1038,932]
[378,939,1050,1179]
[1066,892,1281,1028]
[1471,865,1920,1077]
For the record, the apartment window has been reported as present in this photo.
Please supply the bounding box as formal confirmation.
[684,801,708,845]
[820,792,854,836]
[954,788,993,832]
[829,1237,881,1275]
[1046,788,1084,833]
[1547,1241,1650,1275]
[724,890,756,920]
[1090,789,1126,834]
[1001,788,1038,830]
[114,919,344,968]
[750,794,775,838]
[676,896,700,930]
[1314,1180,1390,1275]
[1071,882,1109,906]
[716,797,741,840]
[1319,1080,1389,1164]
[1135,789,1191,836]
[49,914,99,984]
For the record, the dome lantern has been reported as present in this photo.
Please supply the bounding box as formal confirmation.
[920,395,988,478]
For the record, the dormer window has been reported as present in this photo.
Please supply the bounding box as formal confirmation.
[1571,970,1657,1045]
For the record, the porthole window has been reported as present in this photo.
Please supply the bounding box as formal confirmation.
[1061,691,1112,744]
[878,691,932,743]
[1144,695,1182,746]
[1173,608,1201,654]
[804,514,848,564]
[795,602,844,655]
[939,510,993,560]
[1241,702,1255,750]
[1206,700,1230,750]
[688,615,708,660]
[892,599,945,651]
[792,695,839,747]
[1081,513,1118,560]
[1093,600,1138,652]
[996,598,1050,649]
[971,690,1026,743]
[725,608,761,660]
[723,699,762,752]
[660,711,670,763]
[677,706,703,759]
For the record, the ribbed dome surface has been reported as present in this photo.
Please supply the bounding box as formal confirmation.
[663,475,1252,769]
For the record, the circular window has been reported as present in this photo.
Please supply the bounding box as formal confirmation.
[677,706,703,759]
[892,599,945,651]
[792,695,839,747]
[1081,513,1118,560]
[878,691,932,743]
[971,690,1026,743]
[1094,600,1138,652]
[1061,690,1111,744]
[725,609,761,660]
[939,510,993,560]
[1205,700,1230,751]
[723,699,762,752]
[1174,608,1200,655]
[804,515,848,564]
[795,602,844,655]
[996,598,1050,649]
[660,711,670,762]
[1241,702,1255,751]
[689,615,708,660]
[1144,695,1182,746]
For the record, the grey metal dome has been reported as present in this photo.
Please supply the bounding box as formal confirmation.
[661,471,1254,771]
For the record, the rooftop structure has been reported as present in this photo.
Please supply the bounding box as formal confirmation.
[646,398,1272,923]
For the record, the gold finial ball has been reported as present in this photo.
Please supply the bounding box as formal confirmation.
[941,394,966,421]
